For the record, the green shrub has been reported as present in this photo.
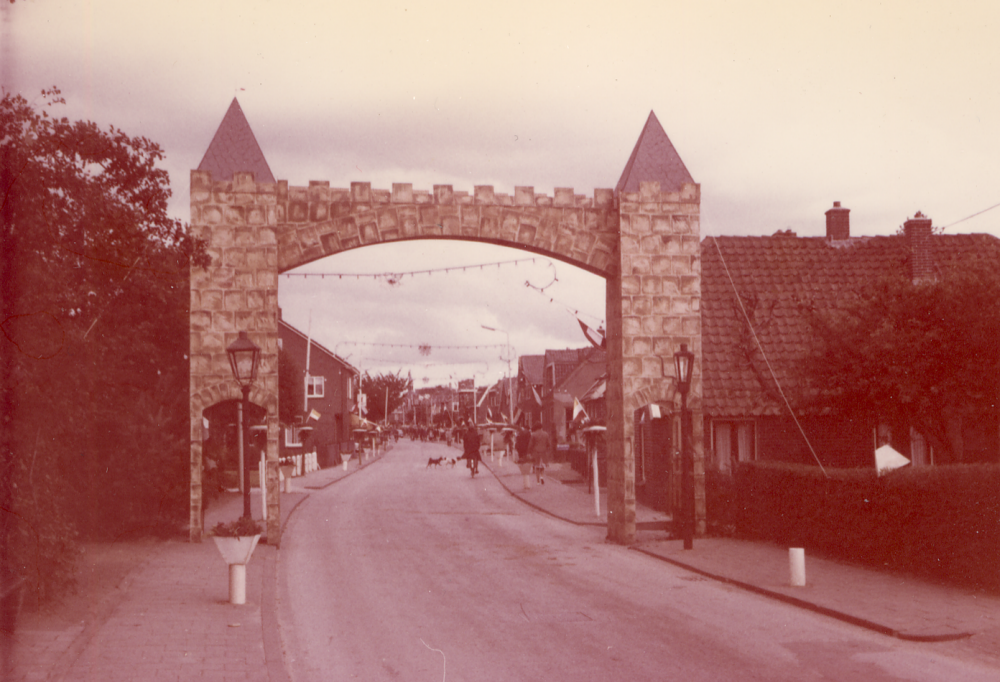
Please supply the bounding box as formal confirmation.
[4,453,79,609]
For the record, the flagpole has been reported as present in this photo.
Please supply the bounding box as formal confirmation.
[304,310,312,414]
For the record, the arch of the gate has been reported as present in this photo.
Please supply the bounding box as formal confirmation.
[189,170,704,546]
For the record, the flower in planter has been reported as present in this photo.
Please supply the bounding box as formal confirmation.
[211,517,263,537]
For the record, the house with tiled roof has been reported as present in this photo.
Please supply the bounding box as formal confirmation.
[701,205,1000,473]
[545,347,607,447]
[516,354,545,428]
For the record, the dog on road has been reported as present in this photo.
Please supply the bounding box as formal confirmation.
[426,457,444,468]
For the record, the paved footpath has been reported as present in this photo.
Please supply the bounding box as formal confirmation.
[7,440,1000,680]
[2,447,386,682]
[482,453,1000,650]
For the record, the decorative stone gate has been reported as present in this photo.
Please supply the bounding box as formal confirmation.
[189,104,704,546]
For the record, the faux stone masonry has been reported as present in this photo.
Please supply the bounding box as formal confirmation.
[190,171,704,545]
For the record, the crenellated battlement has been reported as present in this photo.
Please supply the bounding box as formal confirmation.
[191,170,618,210]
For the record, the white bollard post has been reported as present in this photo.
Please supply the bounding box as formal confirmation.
[592,447,601,518]
[260,455,267,522]
[789,548,806,586]
[229,563,247,604]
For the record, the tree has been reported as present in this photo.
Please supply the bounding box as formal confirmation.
[360,371,413,423]
[1,89,207,603]
[802,260,1000,463]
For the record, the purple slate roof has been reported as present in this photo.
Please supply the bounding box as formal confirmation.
[701,232,1000,418]
[616,111,694,195]
[197,98,275,183]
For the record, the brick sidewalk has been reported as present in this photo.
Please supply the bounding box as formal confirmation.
[2,447,388,682]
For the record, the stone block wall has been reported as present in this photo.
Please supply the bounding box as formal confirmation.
[189,170,281,543]
[606,180,704,544]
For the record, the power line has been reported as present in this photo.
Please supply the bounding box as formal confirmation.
[940,200,1000,230]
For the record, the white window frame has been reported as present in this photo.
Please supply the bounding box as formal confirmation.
[285,426,303,448]
[711,420,756,473]
[306,375,325,398]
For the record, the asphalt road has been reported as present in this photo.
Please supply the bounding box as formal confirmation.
[277,439,999,681]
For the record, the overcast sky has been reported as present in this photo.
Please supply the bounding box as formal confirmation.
[6,0,1000,387]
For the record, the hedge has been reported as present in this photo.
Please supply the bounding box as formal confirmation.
[727,462,1000,591]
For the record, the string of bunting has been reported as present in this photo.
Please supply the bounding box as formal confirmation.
[285,254,603,327]
[523,279,605,326]
[282,257,551,281]
[337,340,507,351]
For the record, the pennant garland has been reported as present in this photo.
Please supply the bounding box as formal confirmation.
[282,257,549,281]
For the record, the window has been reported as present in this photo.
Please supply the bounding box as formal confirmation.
[285,426,303,448]
[712,421,755,473]
[306,375,325,398]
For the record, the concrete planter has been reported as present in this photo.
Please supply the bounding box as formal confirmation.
[213,535,261,604]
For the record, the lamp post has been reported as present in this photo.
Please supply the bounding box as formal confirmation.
[674,343,694,550]
[481,325,514,424]
[227,331,261,520]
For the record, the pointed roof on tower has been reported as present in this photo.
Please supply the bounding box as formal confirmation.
[197,98,275,183]
[616,110,693,195]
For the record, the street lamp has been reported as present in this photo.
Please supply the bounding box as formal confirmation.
[674,343,695,550]
[481,325,514,425]
[227,330,261,520]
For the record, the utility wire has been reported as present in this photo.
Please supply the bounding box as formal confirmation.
[940,200,1000,230]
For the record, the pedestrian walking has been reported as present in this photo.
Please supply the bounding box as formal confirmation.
[515,426,532,489]
[527,422,550,485]
[462,421,482,477]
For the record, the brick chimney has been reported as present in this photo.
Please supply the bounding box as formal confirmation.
[904,211,934,283]
[825,201,850,240]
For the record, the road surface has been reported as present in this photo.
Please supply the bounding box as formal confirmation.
[277,439,999,681]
